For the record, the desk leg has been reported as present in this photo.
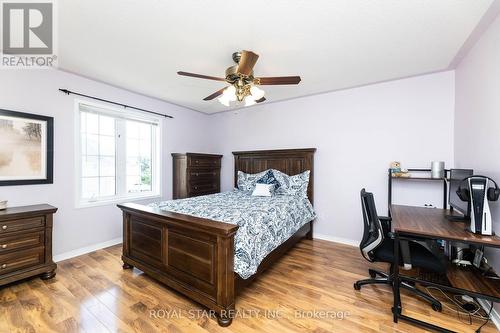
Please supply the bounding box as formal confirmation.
[392,233,401,322]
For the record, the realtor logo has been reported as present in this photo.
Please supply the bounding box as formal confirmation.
[3,2,53,54]
[1,1,56,67]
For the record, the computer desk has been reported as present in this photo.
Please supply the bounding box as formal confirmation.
[390,204,500,333]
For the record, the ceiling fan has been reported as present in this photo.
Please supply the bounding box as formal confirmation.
[177,50,301,107]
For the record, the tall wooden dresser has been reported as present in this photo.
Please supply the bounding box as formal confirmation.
[0,204,57,287]
[172,153,222,199]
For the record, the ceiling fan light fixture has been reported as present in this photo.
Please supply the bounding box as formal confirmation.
[244,95,256,107]
[218,95,231,106]
[177,50,301,106]
[250,85,265,100]
[223,85,237,101]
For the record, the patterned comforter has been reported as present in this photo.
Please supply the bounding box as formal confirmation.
[150,190,316,279]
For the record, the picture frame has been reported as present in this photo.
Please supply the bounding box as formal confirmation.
[0,109,54,186]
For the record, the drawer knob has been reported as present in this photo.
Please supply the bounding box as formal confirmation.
[195,160,199,164]
[195,173,199,176]
[1,264,6,269]
[1,244,6,249]
[1,225,6,230]
[194,186,198,190]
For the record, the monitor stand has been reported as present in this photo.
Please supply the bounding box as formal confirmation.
[445,214,470,222]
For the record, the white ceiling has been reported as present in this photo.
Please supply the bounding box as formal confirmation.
[58,0,495,114]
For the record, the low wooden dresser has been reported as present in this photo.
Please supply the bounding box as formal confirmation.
[0,204,57,287]
[172,153,222,199]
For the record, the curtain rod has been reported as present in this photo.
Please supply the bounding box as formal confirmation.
[59,89,174,119]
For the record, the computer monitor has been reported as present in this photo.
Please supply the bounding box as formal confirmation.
[448,168,473,218]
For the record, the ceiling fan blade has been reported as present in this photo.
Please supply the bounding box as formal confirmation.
[256,76,301,85]
[203,87,226,101]
[237,50,259,76]
[255,97,266,103]
[177,71,226,81]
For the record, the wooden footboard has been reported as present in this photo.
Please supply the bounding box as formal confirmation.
[118,203,238,326]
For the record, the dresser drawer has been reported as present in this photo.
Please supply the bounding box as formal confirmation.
[0,247,45,275]
[188,169,219,181]
[189,182,218,194]
[188,156,221,168]
[0,231,44,254]
[0,216,45,234]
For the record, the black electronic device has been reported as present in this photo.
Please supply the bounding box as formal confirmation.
[456,175,499,235]
[446,169,473,221]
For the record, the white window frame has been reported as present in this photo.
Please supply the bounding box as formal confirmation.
[74,99,162,208]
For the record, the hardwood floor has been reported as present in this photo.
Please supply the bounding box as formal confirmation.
[0,239,497,332]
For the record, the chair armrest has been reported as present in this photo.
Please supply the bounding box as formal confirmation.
[378,216,392,236]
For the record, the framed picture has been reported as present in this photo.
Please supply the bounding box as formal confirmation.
[0,109,53,186]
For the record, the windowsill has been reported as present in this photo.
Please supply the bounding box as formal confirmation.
[76,193,162,209]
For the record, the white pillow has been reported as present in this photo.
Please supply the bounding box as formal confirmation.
[251,183,274,197]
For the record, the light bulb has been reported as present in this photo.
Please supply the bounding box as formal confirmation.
[250,85,265,100]
[223,86,237,102]
[244,95,256,106]
[218,95,230,106]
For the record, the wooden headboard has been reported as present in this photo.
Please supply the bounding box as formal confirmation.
[232,148,316,203]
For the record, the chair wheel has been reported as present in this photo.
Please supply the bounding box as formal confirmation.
[353,282,361,290]
[369,270,377,278]
[431,303,442,312]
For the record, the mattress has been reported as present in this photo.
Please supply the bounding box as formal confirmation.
[150,190,316,279]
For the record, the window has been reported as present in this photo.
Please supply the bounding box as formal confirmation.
[76,102,161,206]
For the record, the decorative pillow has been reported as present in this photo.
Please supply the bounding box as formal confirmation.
[272,169,310,198]
[237,170,268,192]
[256,170,280,190]
[251,183,275,197]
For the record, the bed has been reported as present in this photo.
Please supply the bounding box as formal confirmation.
[117,148,316,326]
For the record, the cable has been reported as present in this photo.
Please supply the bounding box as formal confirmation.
[476,301,494,333]
[425,287,490,321]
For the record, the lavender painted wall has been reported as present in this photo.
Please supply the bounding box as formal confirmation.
[210,71,456,243]
[0,69,212,257]
[0,68,456,258]
[454,13,500,311]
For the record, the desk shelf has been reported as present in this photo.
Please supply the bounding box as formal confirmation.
[446,264,500,299]
[388,168,450,215]
[391,176,448,181]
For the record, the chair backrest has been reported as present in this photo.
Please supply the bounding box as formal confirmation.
[359,189,384,262]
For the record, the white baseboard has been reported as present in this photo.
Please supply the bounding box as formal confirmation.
[52,234,357,263]
[477,298,500,330]
[313,233,359,247]
[53,237,123,262]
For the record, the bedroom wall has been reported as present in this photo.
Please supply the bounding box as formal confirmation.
[0,69,456,259]
[210,71,456,244]
[0,69,213,259]
[454,13,500,313]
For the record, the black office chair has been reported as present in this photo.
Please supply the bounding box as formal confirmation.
[354,189,445,312]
